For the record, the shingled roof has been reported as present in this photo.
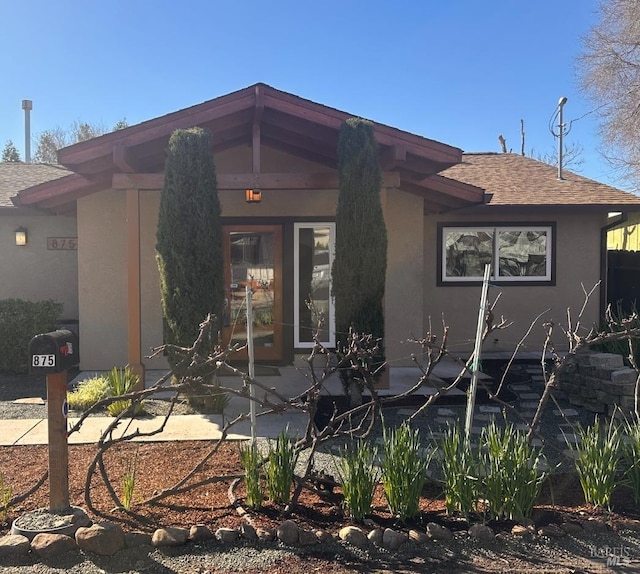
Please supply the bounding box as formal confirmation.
[0,163,72,208]
[441,152,640,210]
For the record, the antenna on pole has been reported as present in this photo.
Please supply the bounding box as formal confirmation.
[554,97,568,180]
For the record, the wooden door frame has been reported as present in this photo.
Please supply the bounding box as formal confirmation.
[222,224,283,361]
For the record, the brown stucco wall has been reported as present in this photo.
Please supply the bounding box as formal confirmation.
[76,146,347,370]
[423,211,606,355]
[77,191,128,369]
[0,211,78,320]
[383,189,424,366]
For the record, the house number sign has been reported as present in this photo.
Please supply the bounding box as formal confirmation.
[47,237,77,250]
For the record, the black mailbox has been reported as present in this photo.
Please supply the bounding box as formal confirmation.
[28,329,79,374]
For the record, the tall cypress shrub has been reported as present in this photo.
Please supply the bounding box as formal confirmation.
[156,127,224,362]
[332,118,387,390]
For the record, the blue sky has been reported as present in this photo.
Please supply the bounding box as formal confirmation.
[1,0,624,189]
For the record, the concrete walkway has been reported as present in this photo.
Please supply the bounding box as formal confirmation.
[0,359,498,447]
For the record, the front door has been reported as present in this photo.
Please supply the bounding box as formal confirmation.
[222,225,283,361]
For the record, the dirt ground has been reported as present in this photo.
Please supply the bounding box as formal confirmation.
[2,439,640,573]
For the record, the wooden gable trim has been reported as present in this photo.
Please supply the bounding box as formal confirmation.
[262,87,462,165]
[57,89,257,168]
[418,174,485,203]
[16,173,96,205]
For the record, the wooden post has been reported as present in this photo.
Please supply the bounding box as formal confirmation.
[47,371,70,512]
[127,188,145,389]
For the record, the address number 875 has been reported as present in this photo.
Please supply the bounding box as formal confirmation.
[32,354,55,367]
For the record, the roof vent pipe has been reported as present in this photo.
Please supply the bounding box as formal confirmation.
[557,96,567,181]
[21,100,32,163]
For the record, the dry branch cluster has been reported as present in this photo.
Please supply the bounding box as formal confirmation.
[7,287,640,527]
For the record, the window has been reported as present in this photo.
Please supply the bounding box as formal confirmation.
[294,223,336,347]
[439,224,554,284]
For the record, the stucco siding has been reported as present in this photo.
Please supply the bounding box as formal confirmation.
[423,212,605,355]
[384,189,424,366]
[0,212,78,320]
[77,191,128,370]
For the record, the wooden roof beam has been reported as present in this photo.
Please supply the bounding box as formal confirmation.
[252,84,264,174]
[113,143,139,173]
[380,145,406,170]
[113,171,400,191]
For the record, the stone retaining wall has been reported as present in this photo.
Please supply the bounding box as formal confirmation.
[559,351,639,417]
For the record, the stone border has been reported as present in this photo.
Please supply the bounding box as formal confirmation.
[2,512,640,562]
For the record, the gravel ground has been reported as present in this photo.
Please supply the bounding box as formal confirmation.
[2,526,640,573]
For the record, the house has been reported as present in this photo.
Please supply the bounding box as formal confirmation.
[0,163,78,322]
[10,83,640,378]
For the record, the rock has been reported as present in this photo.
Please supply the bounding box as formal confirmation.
[152,527,189,547]
[216,528,240,543]
[522,517,536,529]
[426,522,453,542]
[0,534,30,557]
[189,525,214,542]
[256,527,276,543]
[125,531,152,547]
[75,522,125,556]
[581,518,609,534]
[368,528,384,546]
[299,529,318,546]
[560,522,583,536]
[383,528,407,551]
[315,529,332,543]
[339,526,368,548]
[538,524,566,538]
[511,524,532,537]
[409,529,428,544]
[468,524,495,542]
[240,523,257,542]
[277,520,300,545]
[31,533,77,558]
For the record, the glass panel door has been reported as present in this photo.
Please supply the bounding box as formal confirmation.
[294,223,335,347]
[223,225,282,360]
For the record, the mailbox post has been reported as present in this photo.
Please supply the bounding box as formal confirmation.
[28,329,79,512]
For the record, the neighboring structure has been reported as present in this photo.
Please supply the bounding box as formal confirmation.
[11,84,640,375]
[0,163,78,322]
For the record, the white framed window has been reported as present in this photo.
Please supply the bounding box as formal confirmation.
[294,223,336,347]
[440,224,554,284]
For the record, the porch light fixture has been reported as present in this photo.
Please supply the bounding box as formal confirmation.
[245,188,262,203]
[14,226,27,246]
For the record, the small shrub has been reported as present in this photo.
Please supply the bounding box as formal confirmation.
[440,424,479,517]
[334,439,379,522]
[239,442,264,510]
[121,449,138,511]
[0,298,63,374]
[0,472,12,522]
[479,421,547,522]
[266,429,298,505]
[67,375,110,411]
[566,418,622,508]
[105,367,145,417]
[381,421,432,522]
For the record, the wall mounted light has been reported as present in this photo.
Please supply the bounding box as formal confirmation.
[14,227,27,246]
[245,188,262,203]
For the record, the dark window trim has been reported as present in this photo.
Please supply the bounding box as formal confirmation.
[436,221,557,287]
